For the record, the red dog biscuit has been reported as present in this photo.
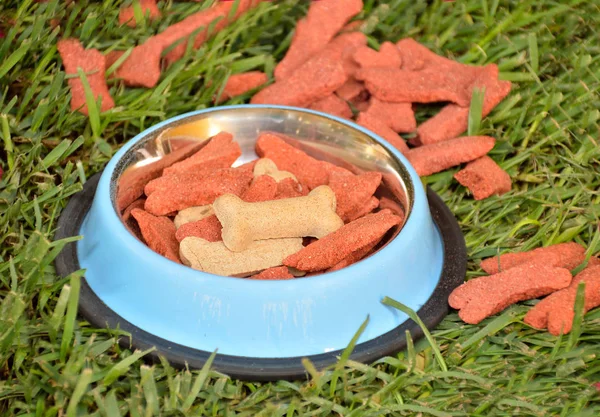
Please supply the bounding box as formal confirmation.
[271,137,362,176]
[131,209,181,263]
[256,133,333,190]
[396,38,468,72]
[364,97,416,133]
[321,32,368,77]
[147,158,255,197]
[356,66,479,107]
[163,132,240,176]
[215,71,268,103]
[309,94,353,119]
[251,53,347,108]
[119,0,160,27]
[112,0,262,87]
[122,198,146,222]
[284,210,402,271]
[117,141,204,211]
[252,32,364,106]
[274,0,363,80]
[146,166,219,197]
[327,238,381,272]
[524,265,600,335]
[345,196,380,222]
[336,78,366,101]
[275,178,307,199]
[163,0,263,66]
[356,112,409,154]
[241,175,278,202]
[378,197,405,217]
[352,42,402,69]
[175,215,222,243]
[144,168,253,215]
[417,68,511,145]
[405,136,495,177]
[144,134,241,196]
[121,198,146,241]
[57,39,114,115]
[454,156,511,200]
[480,242,586,275]
[449,263,572,324]
[250,266,295,280]
[328,170,382,222]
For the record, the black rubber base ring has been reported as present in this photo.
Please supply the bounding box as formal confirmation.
[54,172,466,382]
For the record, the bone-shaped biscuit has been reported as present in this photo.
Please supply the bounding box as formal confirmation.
[174,205,213,228]
[179,236,303,277]
[213,185,344,252]
[253,158,298,183]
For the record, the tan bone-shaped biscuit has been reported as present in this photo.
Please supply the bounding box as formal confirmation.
[253,158,298,183]
[174,205,214,229]
[213,185,344,252]
[179,236,303,277]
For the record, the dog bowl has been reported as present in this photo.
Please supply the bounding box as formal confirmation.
[55,105,466,381]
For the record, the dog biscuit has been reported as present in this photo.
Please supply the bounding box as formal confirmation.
[405,136,496,177]
[449,263,572,325]
[179,237,303,277]
[274,0,363,80]
[241,175,279,202]
[175,215,222,243]
[309,94,353,119]
[416,66,511,145]
[284,210,402,271]
[213,185,343,252]
[250,266,295,280]
[131,209,181,264]
[524,265,600,335]
[480,242,586,274]
[144,168,253,216]
[454,156,512,200]
[253,158,298,183]
[57,39,114,115]
[174,205,214,228]
[118,0,160,27]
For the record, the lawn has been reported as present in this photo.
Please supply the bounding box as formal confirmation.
[1,0,599,415]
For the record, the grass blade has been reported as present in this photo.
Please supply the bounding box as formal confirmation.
[60,272,81,361]
[382,297,447,372]
[330,315,369,396]
[182,350,217,410]
[468,86,486,136]
[77,67,101,138]
[528,32,539,73]
[103,348,156,386]
[0,40,31,79]
[66,368,93,417]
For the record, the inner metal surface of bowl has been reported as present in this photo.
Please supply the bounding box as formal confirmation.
[112,106,414,263]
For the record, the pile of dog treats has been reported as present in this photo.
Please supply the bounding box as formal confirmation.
[56,0,512,201]
[450,242,600,334]
[117,131,404,279]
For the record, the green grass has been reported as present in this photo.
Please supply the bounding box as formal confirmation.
[1,0,600,415]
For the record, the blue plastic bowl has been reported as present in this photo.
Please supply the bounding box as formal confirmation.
[55,105,466,381]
